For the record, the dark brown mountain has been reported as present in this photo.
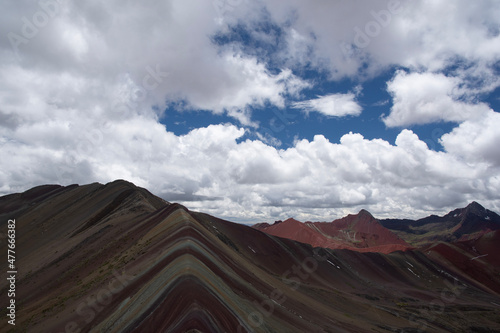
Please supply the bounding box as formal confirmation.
[1,181,499,332]
[380,201,500,247]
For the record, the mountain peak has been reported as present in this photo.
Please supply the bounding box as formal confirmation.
[468,201,484,208]
[107,179,138,188]
[465,201,486,214]
[282,217,299,223]
[358,209,374,218]
[5,182,500,332]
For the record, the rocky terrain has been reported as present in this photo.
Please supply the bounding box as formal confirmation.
[0,180,499,332]
[380,201,500,246]
[254,210,411,254]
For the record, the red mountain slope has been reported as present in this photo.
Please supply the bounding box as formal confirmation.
[423,230,500,295]
[1,181,499,332]
[254,210,411,254]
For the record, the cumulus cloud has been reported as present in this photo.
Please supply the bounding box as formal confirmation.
[383,71,491,127]
[440,110,500,167]
[292,93,362,118]
[1,0,500,223]
[1,0,310,127]
[2,117,498,222]
[247,0,499,79]
[178,56,310,126]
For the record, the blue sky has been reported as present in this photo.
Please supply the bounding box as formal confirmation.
[162,67,462,152]
[161,17,500,151]
[1,0,500,222]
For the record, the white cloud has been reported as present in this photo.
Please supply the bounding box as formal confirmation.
[4,114,498,222]
[0,0,309,128]
[1,0,500,223]
[177,126,498,220]
[383,71,491,127]
[262,0,500,80]
[183,55,310,126]
[440,110,500,167]
[292,93,362,117]
[2,0,497,128]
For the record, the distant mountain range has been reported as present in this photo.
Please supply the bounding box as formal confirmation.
[1,180,499,332]
[254,210,411,254]
[380,201,500,246]
[254,201,500,252]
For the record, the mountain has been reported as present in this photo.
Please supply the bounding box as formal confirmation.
[1,181,500,332]
[254,209,411,254]
[423,229,500,295]
[380,201,500,247]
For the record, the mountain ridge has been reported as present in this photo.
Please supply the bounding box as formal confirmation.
[380,201,500,247]
[254,209,411,254]
[255,201,500,253]
[1,181,499,332]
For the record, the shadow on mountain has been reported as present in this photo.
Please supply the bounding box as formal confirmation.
[0,181,499,332]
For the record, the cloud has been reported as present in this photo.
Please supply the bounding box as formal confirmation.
[292,93,362,117]
[262,0,500,79]
[1,0,310,128]
[1,0,500,223]
[440,110,500,167]
[383,71,491,127]
[177,55,310,126]
[2,114,498,222]
[2,0,497,128]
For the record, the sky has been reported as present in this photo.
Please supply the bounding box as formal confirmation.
[1,0,500,223]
